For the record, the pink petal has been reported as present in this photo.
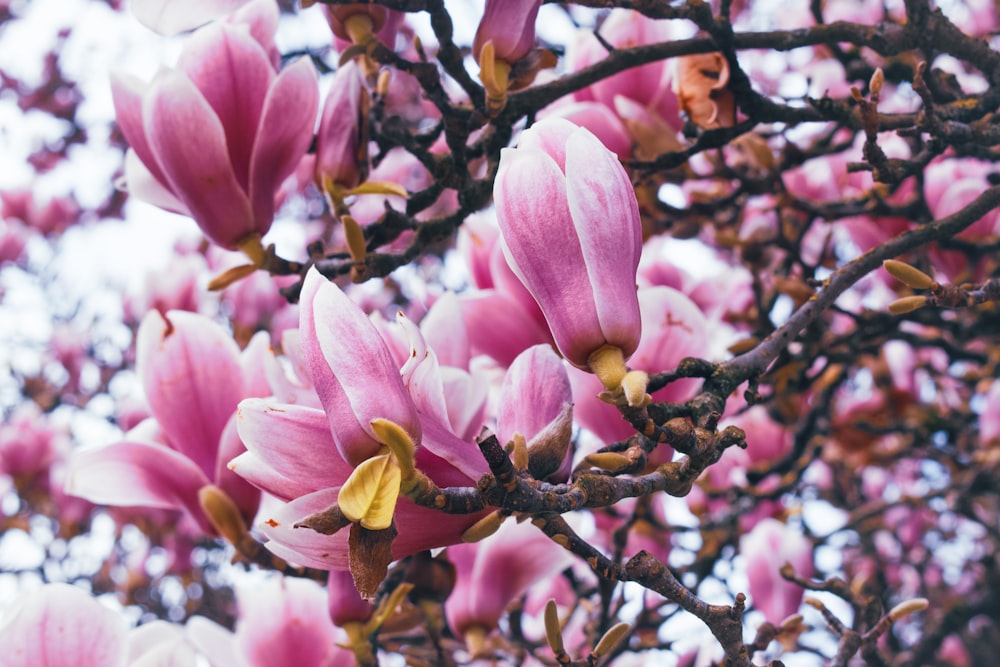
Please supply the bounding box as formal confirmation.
[495,147,604,367]
[0,584,127,667]
[497,344,571,445]
[130,0,252,35]
[215,413,261,523]
[127,621,184,664]
[259,487,351,570]
[515,117,577,170]
[740,518,814,623]
[459,290,552,368]
[398,311,451,430]
[545,101,633,159]
[445,520,575,634]
[136,310,244,477]
[110,71,169,188]
[240,330,274,399]
[185,617,245,667]
[176,24,274,193]
[314,60,365,190]
[122,149,190,215]
[65,441,214,534]
[299,269,420,465]
[564,126,642,357]
[418,417,489,482]
[488,240,550,333]
[233,399,354,499]
[226,0,281,64]
[144,69,255,249]
[236,577,344,667]
[327,570,373,626]
[248,57,319,235]
[421,292,470,370]
[629,286,708,402]
[440,366,488,442]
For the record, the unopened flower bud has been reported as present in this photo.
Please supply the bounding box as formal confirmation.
[593,622,631,657]
[888,597,929,621]
[883,259,934,289]
[198,484,248,546]
[888,295,929,315]
[496,119,642,373]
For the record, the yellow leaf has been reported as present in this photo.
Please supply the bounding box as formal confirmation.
[338,454,401,530]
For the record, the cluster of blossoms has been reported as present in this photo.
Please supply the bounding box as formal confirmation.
[4,0,1000,665]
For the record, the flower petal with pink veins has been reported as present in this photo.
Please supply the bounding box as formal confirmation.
[299,269,420,465]
[496,147,604,367]
[233,399,354,498]
[136,310,244,478]
[418,418,490,482]
[215,413,261,523]
[259,487,352,570]
[497,344,571,445]
[176,24,274,192]
[420,292,470,370]
[130,0,252,35]
[248,57,318,228]
[398,312,451,430]
[66,441,214,534]
[143,70,255,249]
[110,71,169,188]
[225,0,281,64]
[459,291,552,368]
[236,577,347,667]
[564,126,642,356]
[445,519,576,635]
[0,583,128,667]
[440,366,488,442]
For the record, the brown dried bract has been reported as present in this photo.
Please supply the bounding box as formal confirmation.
[674,52,736,129]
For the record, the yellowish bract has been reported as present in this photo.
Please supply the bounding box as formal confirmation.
[337,453,402,530]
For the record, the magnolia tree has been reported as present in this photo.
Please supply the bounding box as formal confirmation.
[2,0,999,664]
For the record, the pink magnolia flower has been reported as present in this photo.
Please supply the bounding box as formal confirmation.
[235,576,353,667]
[740,518,814,623]
[111,13,318,252]
[0,189,79,236]
[315,60,368,194]
[0,217,28,264]
[496,344,573,481]
[231,268,489,571]
[0,403,66,488]
[472,0,541,65]
[444,520,575,650]
[473,0,543,113]
[66,310,263,536]
[458,222,555,367]
[566,9,681,132]
[494,118,642,374]
[0,583,127,667]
